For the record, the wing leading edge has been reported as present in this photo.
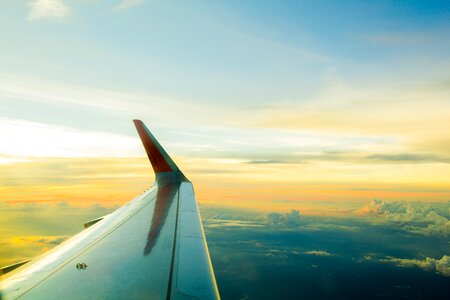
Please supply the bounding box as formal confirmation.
[0,120,220,300]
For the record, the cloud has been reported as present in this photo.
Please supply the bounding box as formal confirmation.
[113,0,144,11]
[201,206,361,233]
[238,68,450,166]
[0,74,212,128]
[304,250,333,256]
[0,74,159,113]
[18,235,69,246]
[359,200,450,236]
[381,255,450,277]
[304,223,359,232]
[204,219,263,228]
[267,210,301,228]
[27,0,70,21]
[246,159,302,165]
[359,199,410,216]
[244,151,450,165]
[201,207,360,233]
[0,118,141,158]
[366,153,449,163]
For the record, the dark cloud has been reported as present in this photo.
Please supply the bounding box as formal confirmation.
[267,210,301,227]
[246,159,302,165]
[366,153,449,163]
[242,151,450,166]
[243,152,345,165]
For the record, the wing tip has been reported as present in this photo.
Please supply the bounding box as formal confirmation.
[133,119,179,176]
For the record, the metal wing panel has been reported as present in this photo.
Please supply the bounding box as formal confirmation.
[2,182,182,299]
[15,183,179,299]
[171,182,220,300]
[2,186,158,299]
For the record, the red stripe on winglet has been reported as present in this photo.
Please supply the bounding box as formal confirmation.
[134,120,173,173]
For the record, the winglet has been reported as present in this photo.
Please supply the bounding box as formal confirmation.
[133,120,180,177]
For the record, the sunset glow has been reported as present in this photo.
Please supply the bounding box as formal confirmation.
[1,2,449,298]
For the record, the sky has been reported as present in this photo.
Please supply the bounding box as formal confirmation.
[0,1,450,297]
[0,1,449,210]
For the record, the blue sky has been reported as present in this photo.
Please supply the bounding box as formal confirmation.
[0,1,449,208]
[2,1,449,114]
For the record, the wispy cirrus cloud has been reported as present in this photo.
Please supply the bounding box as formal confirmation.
[27,0,70,21]
[0,74,154,113]
[0,74,214,128]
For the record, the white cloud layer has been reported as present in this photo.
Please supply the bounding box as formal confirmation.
[27,0,69,21]
[359,199,450,236]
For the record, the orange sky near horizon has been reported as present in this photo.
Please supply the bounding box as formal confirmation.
[1,155,449,216]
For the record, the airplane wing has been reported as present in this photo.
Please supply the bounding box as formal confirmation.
[0,120,220,300]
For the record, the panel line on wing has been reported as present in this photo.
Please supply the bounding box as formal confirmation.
[165,182,181,300]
